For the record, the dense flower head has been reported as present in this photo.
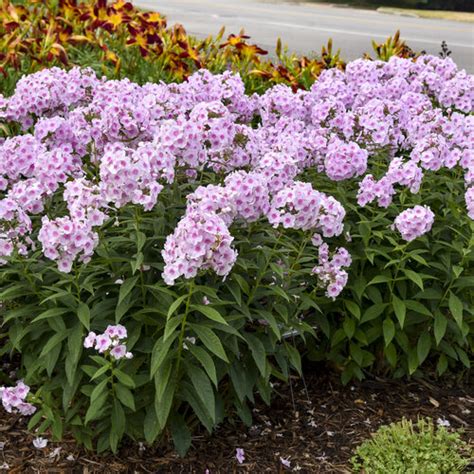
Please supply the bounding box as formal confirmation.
[224,171,271,222]
[324,139,368,181]
[162,210,238,285]
[84,325,132,360]
[0,381,36,416]
[393,205,435,242]
[99,143,164,211]
[268,182,345,238]
[38,216,100,273]
[2,67,99,128]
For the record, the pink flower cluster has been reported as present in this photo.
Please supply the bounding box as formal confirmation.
[393,205,435,242]
[84,324,133,360]
[357,158,423,208]
[268,182,345,238]
[162,210,238,285]
[0,55,472,295]
[0,381,36,416]
[312,244,352,299]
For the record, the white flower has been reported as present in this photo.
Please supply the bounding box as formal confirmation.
[33,437,48,449]
[280,457,291,468]
[437,417,451,427]
[115,278,124,285]
[49,447,62,459]
[0,462,9,469]
[66,454,75,461]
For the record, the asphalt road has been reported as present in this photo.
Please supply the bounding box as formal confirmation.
[133,0,474,72]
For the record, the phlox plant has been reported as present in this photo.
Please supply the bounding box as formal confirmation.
[0,55,472,454]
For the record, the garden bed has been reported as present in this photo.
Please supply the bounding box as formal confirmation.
[1,366,472,472]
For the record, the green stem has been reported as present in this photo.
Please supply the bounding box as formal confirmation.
[174,281,195,378]
[248,232,283,305]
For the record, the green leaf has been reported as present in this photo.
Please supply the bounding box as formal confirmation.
[368,275,392,285]
[40,332,68,358]
[361,303,388,323]
[155,358,173,402]
[91,364,110,381]
[151,333,178,377]
[170,415,192,458]
[352,276,367,301]
[155,377,176,429]
[344,300,361,320]
[448,291,463,329]
[32,307,69,323]
[66,322,83,363]
[167,294,188,320]
[90,378,108,404]
[285,342,302,375]
[190,325,228,362]
[455,347,470,368]
[392,295,406,328]
[417,333,431,365]
[188,367,215,422]
[343,318,355,339]
[115,384,135,411]
[114,369,135,388]
[384,343,397,367]
[110,399,125,452]
[408,349,418,375]
[437,354,448,376]
[405,300,432,317]
[144,407,160,444]
[118,276,139,306]
[267,285,290,302]
[350,343,364,366]
[188,345,218,387]
[77,302,90,330]
[246,333,266,377]
[164,315,183,342]
[382,318,395,346]
[226,279,242,306]
[191,305,228,325]
[434,311,447,345]
[232,273,249,296]
[85,391,108,424]
[257,310,281,340]
[403,269,424,290]
[136,231,147,252]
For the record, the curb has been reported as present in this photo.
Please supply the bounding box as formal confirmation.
[376,6,474,23]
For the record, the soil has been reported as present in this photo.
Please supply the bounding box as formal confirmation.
[0,366,472,473]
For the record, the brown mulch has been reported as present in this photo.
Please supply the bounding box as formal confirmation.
[0,366,473,473]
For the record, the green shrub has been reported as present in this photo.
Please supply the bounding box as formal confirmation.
[306,168,474,383]
[352,418,470,474]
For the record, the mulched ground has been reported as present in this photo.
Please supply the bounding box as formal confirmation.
[1,364,473,473]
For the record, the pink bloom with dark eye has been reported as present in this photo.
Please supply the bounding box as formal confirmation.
[94,334,111,353]
[110,344,127,360]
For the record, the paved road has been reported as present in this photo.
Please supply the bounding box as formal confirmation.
[133,0,474,72]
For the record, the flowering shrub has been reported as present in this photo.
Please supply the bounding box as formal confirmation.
[0,55,472,453]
